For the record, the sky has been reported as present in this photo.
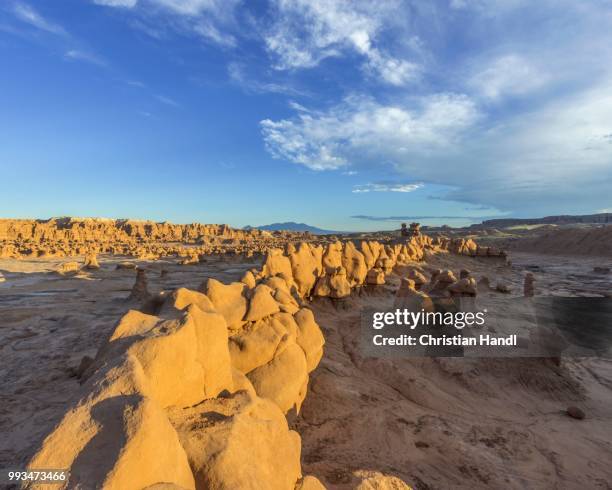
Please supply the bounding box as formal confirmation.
[1,0,611,231]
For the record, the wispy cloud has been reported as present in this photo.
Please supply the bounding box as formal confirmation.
[227,62,307,96]
[64,49,107,67]
[468,54,548,100]
[125,79,146,88]
[92,0,241,47]
[93,0,137,7]
[155,94,180,107]
[12,2,66,36]
[352,182,423,193]
[351,214,492,222]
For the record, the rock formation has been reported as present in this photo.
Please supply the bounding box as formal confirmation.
[24,233,489,489]
[83,252,100,270]
[128,268,150,302]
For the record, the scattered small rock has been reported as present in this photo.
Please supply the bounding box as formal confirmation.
[566,406,585,420]
[56,261,80,275]
[496,281,512,293]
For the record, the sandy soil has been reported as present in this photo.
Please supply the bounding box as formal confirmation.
[1,251,611,489]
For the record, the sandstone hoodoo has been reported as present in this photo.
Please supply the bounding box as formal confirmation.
[23,236,442,488]
[128,268,150,303]
[83,252,100,270]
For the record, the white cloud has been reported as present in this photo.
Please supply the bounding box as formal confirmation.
[260,93,479,170]
[193,20,236,47]
[352,182,423,193]
[449,0,526,13]
[94,0,232,15]
[417,76,612,211]
[91,0,240,47]
[12,2,66,35]
[93,0,138,7]
[64,49,107,66]
[155,94,180,107]
[227,62,306,96]
[152,0,230,16]
[469,54,548,100]
[264,0,417,85]
[365,50,420,85]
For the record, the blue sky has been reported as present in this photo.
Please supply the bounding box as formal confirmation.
[1,0,611,231]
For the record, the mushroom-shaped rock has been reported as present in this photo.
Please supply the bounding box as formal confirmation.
[246,342,309,413]
[359,241,376,269]
[342,241,368,286]
[322,242,344,271]
[289,242,320,297]
[366,268,386,285]
[313,274,331,297]
[83,252,100,270]
[437,270,457,283]
[128,268,150,302]
[405,269,427,289]
[202,279,247,329]
[262,248,294,279]
[329,267,351,298]
[294,308,325,372]
[448,277,477,297]
[393,278,434,312]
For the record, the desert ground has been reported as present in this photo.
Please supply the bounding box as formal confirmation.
[1,219,611,489]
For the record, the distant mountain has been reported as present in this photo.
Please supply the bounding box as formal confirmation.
[244,222,341,235]
[477,213,612,228]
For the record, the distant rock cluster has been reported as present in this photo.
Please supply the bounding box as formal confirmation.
[0,217,322,261]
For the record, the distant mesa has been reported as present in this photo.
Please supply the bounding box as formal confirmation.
[476,213,612,228]
[244,222,341,235]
